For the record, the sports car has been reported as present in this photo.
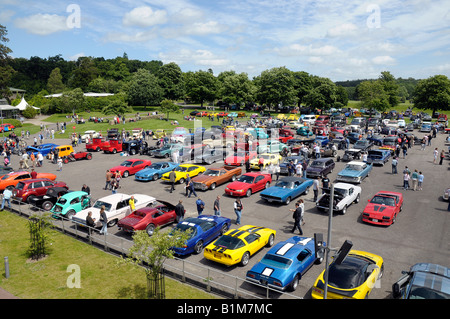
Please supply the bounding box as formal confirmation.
[25,143,58,157]
[260,177,313,205]
[311,250,384,299]
[0,171,57,191]
[246,236,325,292]
[224,151,257,166]
[336,161,372,184]
[249,153,282,170]
[109,159,152,178]
[225,172,272,197]
[161,164,206,184]
[171,215,231,255]
[366,149,391,165]
[361,191,403,226]
[117,200,178,236]
[135,162,179,181]
[204,225,276,267]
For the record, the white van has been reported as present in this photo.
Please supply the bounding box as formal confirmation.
[302,115,316,125]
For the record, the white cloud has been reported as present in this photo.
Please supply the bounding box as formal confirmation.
[14,13,70,35]
[184,21,227,36]
[123,6,168,27]
[68,52,85,61]
[372,55,396,65]
[327,23,358,37]
[159,49,229,68]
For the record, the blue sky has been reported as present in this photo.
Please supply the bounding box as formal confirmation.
[1,0,450,81]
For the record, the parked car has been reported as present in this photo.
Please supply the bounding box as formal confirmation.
[109,159,153,178]
[361,191,403,226]
[101,139,124,154]
[420,122,432,133]
[80,130,101,142]
[117,200,178,236]
[28,186,70,211]
[0,171,57,191]
[224,150,257,166]
[367,134,384,146]
[151,143,183,158]
[171,215,231,255]
[260,177,313,205]
[366,149,391,165]
[161,164,206,184]
[279,155,309,175]
[336,161,373,184]
[379,136,399,154]
[225,172,272,197]
[257,140,288,154]
[250,153,282,170]
[50,191,91,219]
[353,139,373,152]
[305,158,335,178]
[204,224,276,267]
[12,178,68,203]
[192,166,242,191]
[86,137,104,152]
[25,143,58,157]
[246,236,325,292]
[194,148,228,165]
[135,162,179,182]
[316,182,361,214]
[72,193,156,228]
[392,263,450,299]
[311,250,384,299]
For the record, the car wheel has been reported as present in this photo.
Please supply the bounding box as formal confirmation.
[304,187,309,195]
[112,149,117,154]
[178,178,185,184]
[231,175,236,182]
[65,209,76,220]
[107,219,117,227]
[341,205,347,215]
[285,197,291,205]
[146,224,156,236]
[210,183,216,190]
[354,194,360,203]
[288,275,299,292]
[26,195,36,204]
[246,189,252,197]
[130,149,136,155]
[42,201,54,211]
[152,174,159,181]
[265,182,270,189]
[266,234,275,247]
[194,240,203,254]
[123,171,129,178]
[240,252,250,266]
[220,223,229,235]
[86,153,92,160]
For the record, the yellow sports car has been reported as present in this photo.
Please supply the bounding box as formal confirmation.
[161,164,205,184]
[204,225,276,267]
[250,153,282,170]
[311,250,384,299]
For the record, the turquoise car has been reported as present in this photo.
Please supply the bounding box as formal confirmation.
[336,161,373,184]
[257,140,288,154]
[51,191,91,219]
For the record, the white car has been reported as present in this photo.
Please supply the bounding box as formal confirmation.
[397,119,406,128]
[316,182,362,214]
[72,193,155,228]
[132,128,143,139]
[80,130,101,142]
[301,115,316,125]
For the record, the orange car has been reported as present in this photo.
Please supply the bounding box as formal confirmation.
[0,171,57,191]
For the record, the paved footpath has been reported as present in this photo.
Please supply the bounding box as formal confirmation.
[0,287,19,299]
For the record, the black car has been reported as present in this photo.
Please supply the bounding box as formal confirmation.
[353,139,373,152]
[305,158,335,178]
[194,148,228,165]
[28,187,70,211]
[329,138,347,150]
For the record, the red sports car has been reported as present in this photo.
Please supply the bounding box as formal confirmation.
[225,172,272,197]
[117,200,178,236]
[224,151,257,166]
[362,191,403,226]
[109,159,152,178]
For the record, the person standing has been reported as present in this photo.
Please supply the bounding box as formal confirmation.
[391,157,398,174]
[411,169,419,191]
[403,171,411,190]
[175,200,185,222]
[105,170,113,190]
[433,148,438,164]
[290,201,304,235]
[57,157,63,171]
[196,197,205,215]
[30,168,38,179]
[129,195,135,212]
[184,174,191,196]
[1,187,12,210]
[312,178,320,202]
[81,184,90,195]
[169,169,176,193]
[86,211,96,238]
[213,195,221,216]
[321,176,330,194]
[99,206,108,235]
[439,150,445,165]
[418,171,424,191]
[274,163,280,180]
[234,198,243,225]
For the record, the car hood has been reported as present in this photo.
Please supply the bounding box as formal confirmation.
[227,181,251,190]
[192,174,216,183]
[260,186,291,197]
[364,203,396,217]
[338,168,362,177]
[136,168,160,176]
[249,262,292,284]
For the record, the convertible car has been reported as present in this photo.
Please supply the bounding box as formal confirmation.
[109,159,153,178]
[336,161,372,184]
[171,215,231,255]
[134,162,179,181]
[246,236,325,292]
[312,250,384,299]
[361,191,403,226]
[161,164,206,184]
[117,200,178,236]
[366,149,391,166]
[204,225,276,267]
[225,172,272,197]
[260,177,313,205]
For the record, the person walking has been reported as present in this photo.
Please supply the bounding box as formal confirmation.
[105,170,113,190]
[403,171,411,190]
[213,195,221,216]
[169,169,176,193]
[290,201,304,235]
[196,197,205,215]
[433,148,438,164]
[57,157,63,171]
[418,171,424,191]
[187,178,197,198]
[1,187,12,210]
[234,198,243,225]
[175,200,185,223]
[184,174,191,196]
[411,169,419,191]
[99,206,108,235]
[392,157,398,174]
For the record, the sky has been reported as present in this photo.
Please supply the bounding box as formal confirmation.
[1,0,450,81]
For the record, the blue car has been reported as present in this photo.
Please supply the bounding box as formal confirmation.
[314,136,329,147]
[246,236,325,292]
[135,162,179,181]
[171,215,231,255]
[336,161,373,184]
[366,149,391,165]
[26,143,58,156]
[367,134,384,146]
[260,177,313,205]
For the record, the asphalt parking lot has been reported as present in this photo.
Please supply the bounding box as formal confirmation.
[12,124,450,299]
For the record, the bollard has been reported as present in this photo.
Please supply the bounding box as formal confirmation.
[4,256,10,279]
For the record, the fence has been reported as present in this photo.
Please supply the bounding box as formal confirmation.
[6,200,302,300]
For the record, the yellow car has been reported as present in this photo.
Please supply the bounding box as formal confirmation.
[153,129,167,139]
[276,114,287,120]
[250,153,282,170]
[287,114,299,121]
[161,164,206,184]
[204,225,276,267]
[224,125,236,131]
[311,250,384,299]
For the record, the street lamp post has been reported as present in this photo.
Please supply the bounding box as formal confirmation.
[323,183,334,299]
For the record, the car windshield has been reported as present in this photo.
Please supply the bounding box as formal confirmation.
[204,169,220,176]
[334,188,348,197]
[260,254,292,269]
[345,164,363,171]
[275,180,294,189]
[149,163,163,169]
[120,161,133,167]
[175,166,188,172]
[237,175,255,184]
[92,200,112,212]
[213,235,244,250]
[171,223,197,239]
[368,152,383,158]
[15,182,25,190]
[311,161,325,168]
[370,195,396,206]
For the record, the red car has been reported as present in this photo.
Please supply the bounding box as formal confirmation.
[109,158,152,178]
[280,126,295,136]
[225,172,272,197]
[12,178,68,203]
[224,151,257,166]
[362,191,404,226]
[101,139,124,154]
[0,123,15,132]
[62,151,93,163]
[86,137,104,152]
[217,112,228,117]
[117,200,178,236]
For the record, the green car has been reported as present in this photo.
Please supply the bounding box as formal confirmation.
[151,143,183,158]
[257,140,288,154]
[51,191,91,219]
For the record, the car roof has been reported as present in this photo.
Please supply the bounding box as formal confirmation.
[347,161,365,166]
[268,236,314,259]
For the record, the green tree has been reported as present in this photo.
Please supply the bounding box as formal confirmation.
[127,68,163,110]
[379,71,400,108]
[413,74,450,113]
[59,88,86,114]
[0,24,14,101]
[184,70,218,107]
[47,67,65,93]
[68,57,98,91]
[254,66,296,110]
[357,80,390,112]
[159,99,180,120]
[218,72,255,106]
[157,62,185,101]
[293,71,312,107]
[101,93,132,117]
[303,76,337,111]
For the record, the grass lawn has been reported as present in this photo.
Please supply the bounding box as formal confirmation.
[0,212,217,299]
